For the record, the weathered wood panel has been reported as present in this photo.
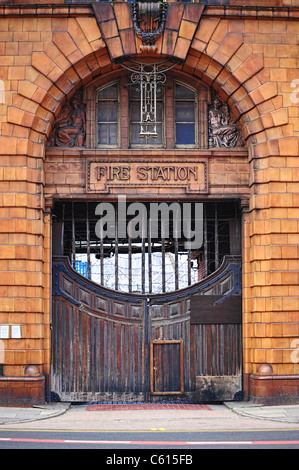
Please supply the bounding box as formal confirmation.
[190,295,242,324]
[191,323,242,377]
[52,297,145,401]
[51,255,242,402]
[150,341,183,395]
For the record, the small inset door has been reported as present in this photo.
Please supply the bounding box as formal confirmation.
[150,341,184,395]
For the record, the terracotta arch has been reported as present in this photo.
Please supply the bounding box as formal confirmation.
[28,49,269,151]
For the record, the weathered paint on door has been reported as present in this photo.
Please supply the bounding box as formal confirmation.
[51,255,242,402]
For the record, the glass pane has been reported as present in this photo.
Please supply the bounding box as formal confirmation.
[176,123,195,145]
[98,123,118,145]
[175,84,195,100]
[98,84,118,100]
[131,101,140,121]
[148,124,162,144]
[97,101,118,122]
[175,102,195,122]
[131,84,140,100]
[156,101,163,121]
[130,123,141,144]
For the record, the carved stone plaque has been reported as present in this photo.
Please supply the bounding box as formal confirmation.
[87,159,208,194]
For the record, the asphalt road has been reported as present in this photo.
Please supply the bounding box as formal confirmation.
[1,429,299,450]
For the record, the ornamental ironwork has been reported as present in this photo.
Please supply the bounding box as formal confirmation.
[119,58,178,139]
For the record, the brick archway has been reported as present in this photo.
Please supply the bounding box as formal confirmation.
[1,3,298,405]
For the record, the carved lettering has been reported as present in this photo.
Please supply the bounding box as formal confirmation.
[97,166,131,181]
[135,165,199,182]
[88,160,208,194]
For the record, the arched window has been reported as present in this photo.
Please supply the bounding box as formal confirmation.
[174,83,196,147]
[96,82,119,147]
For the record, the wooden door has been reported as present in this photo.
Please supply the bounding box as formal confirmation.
[51,255,242,402]
[150,341,184,395]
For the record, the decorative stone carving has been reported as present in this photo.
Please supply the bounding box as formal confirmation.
[208,95,244,148]
[131,0,168,53]
[47,97,86,148]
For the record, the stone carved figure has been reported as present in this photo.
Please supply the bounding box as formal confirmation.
[47,98,86,147]
[208,97,243,148]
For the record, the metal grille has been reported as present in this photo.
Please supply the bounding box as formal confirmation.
[52,201,240,294]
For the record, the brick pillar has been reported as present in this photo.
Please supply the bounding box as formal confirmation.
[245,139,299,404]
[0,139,48,405]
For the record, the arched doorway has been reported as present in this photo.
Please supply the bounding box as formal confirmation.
[51,199,242,402]
[46,51,248,403]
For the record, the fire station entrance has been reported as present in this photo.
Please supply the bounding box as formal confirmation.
[51,200,242,402]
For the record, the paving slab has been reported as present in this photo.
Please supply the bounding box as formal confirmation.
[0,402,298,430]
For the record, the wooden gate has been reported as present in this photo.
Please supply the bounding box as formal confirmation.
[51,255,242,402]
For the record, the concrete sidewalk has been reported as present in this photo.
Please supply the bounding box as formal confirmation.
[0,402,70,425]
[0,401,298,426]
[226,401,299,423]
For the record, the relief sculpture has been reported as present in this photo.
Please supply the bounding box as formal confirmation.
[208,96,244,148]
[47,98,86,148]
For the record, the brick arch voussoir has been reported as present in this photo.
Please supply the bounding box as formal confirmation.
[28,47,114,148]
[189,51,268,147]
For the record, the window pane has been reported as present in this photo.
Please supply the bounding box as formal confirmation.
[131,84,140,100]
[148,124,162,144]
[97,84,118,146]
[98,123,118,145]
[98,84,118,100]
[175,84,195,100]
[97,101,118,122]
[131,101,140,121]
[176,123,195,145]
[156,101,163,121]
[175,102,195,122]
[175,83,196,146]
[130,123,141,144]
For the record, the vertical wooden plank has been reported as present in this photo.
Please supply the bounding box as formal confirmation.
[99,318,105,392]
[180,341,184,393]
[150,341,154,394]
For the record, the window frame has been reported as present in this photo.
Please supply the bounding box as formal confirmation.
[174,81,198,149]
[96,81,120,149]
